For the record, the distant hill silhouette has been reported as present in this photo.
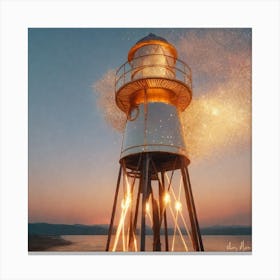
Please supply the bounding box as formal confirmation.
[200,225,251,235]
[28,223,251,236]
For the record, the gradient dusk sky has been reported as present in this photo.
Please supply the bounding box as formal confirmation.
[28,28,251,227]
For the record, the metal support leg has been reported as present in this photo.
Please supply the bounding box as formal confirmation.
[152,195,161,251]
[106,165,122,251]
[180,156,204,251]
[180,157,200,251]
[133,179,141,233]
[140,153,150,251]
[185,166,204,251]
[127,179,141,251]
[161,171,169,251]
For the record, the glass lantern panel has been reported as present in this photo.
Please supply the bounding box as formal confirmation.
[131,45,176,80]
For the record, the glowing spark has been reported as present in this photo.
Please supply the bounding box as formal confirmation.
[146,208,153,225]
[122,214,126,251]
[112,204,129,251]
[171,203,179,251]
[169,204,188,252]
[112,189,131,251]
[145,199,153,224]
[145,202,150,213]
[163,192,171,205]
[121,195,131,210]
[124,172,131,194]
[178,210,192,247]
[211,107,219,116]
[165,174,192,250]
[165,176,183,251]
[175,201,182,212]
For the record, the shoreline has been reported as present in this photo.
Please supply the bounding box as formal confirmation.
[28,235,73,251]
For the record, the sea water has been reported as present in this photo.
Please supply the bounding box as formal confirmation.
[46,235,251,252]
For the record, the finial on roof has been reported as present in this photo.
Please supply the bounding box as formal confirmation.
[136,33,168,44]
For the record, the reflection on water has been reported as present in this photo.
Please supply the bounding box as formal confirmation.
[46,235,251,252]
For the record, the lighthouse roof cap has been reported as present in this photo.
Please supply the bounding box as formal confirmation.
[128,33,177,61]
[136,33,169,44]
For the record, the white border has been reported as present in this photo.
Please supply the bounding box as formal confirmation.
[1,0,279,279]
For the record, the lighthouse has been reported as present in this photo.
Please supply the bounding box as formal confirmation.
[106,33,204,252]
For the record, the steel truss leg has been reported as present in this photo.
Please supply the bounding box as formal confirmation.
[105,165,122,251]
[180,156,204,251]
[161,171,169,251]
[185,166,204,251]
[140,153,150,251]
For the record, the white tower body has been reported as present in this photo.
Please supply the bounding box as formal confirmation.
[115,33,192,171]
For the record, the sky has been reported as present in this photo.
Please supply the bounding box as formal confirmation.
[28,28,251,227]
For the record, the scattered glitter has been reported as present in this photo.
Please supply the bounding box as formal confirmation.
[93,29,251,161]
[93,69,126,132]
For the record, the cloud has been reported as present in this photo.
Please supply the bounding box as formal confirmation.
[176,29,251,159]
[93,69,126,132]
